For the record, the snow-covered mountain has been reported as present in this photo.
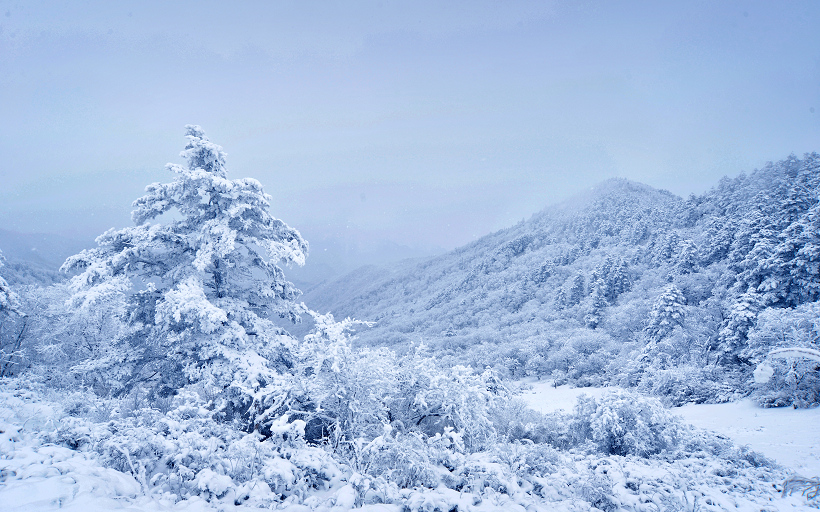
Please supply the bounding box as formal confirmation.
[301,178,682,346]
[302,155,820,404]
[0,229,92,285]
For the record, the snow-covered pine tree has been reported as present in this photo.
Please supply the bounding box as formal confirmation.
[644,284,686,343]
[775,154,819,230]
[641,285,686,368]
[584,278,608,329]
[567,273,585,306]
[727,194,780,302]
[62,126,308,427]
[700,215,735,265]
[674,239,699,275]
[554,287,567,309]
[654,231,680,263]
[607,257,631,302]
[771,200,820,306]
[717,291,762,364]
[590,257,614,292]
[530,260,553,285]
[588,256,631,303]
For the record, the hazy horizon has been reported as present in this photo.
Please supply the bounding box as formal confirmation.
[2,1,818,268]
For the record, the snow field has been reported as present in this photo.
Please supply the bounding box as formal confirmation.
[516,379,610,414]
[676,399,820,478]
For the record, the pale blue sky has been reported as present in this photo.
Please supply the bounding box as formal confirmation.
[1,1,818,257]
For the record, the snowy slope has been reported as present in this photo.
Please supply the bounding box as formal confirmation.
[297,155,820,414]
[301,178,682,352]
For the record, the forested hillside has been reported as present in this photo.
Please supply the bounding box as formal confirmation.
[305,154,820,406]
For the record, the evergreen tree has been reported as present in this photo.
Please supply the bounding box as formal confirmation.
[607,258,631,301]
[639,285,687,370]
[772,202,820,305]
[567,273,585,305]
[590,257,613,290]
[590,256,630,303]
[655,231,680,263]
[584,278,609,329]
[775,153,818,230]
[644,285,686,343]
[62,126,308,425]
[674,239,698,275]
[530,260,553,285]
[700,215,735,265]
[717,291,762,363]
[554,287,567,310]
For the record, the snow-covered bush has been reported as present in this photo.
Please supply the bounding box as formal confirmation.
[782,476,820,506]
[29,385,342,505]
[540,328,619,387]
[1,375,799,511]
[637,364,740,406]
[296,312,500,454]
[490,396,548,444]
[356,425,465,491]
[490,438,563,478]
[570,390,681,457]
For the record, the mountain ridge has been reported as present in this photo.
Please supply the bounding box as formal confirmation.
[300,176,684,348]
[298,154,820,404]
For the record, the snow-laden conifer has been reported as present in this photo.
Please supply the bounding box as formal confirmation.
[644,284,686,342]
[61,126,308,425]
[718,291,762,362]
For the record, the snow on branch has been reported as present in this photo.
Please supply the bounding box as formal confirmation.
[767,347,820,363]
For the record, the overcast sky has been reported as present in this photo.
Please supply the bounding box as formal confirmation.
[1,1,819,259]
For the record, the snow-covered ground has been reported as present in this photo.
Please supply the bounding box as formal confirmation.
[518,379,820,478]
[676,399,820,478]
[4,380,818,511]
[517,379,610,414]
[0,418,399,512]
